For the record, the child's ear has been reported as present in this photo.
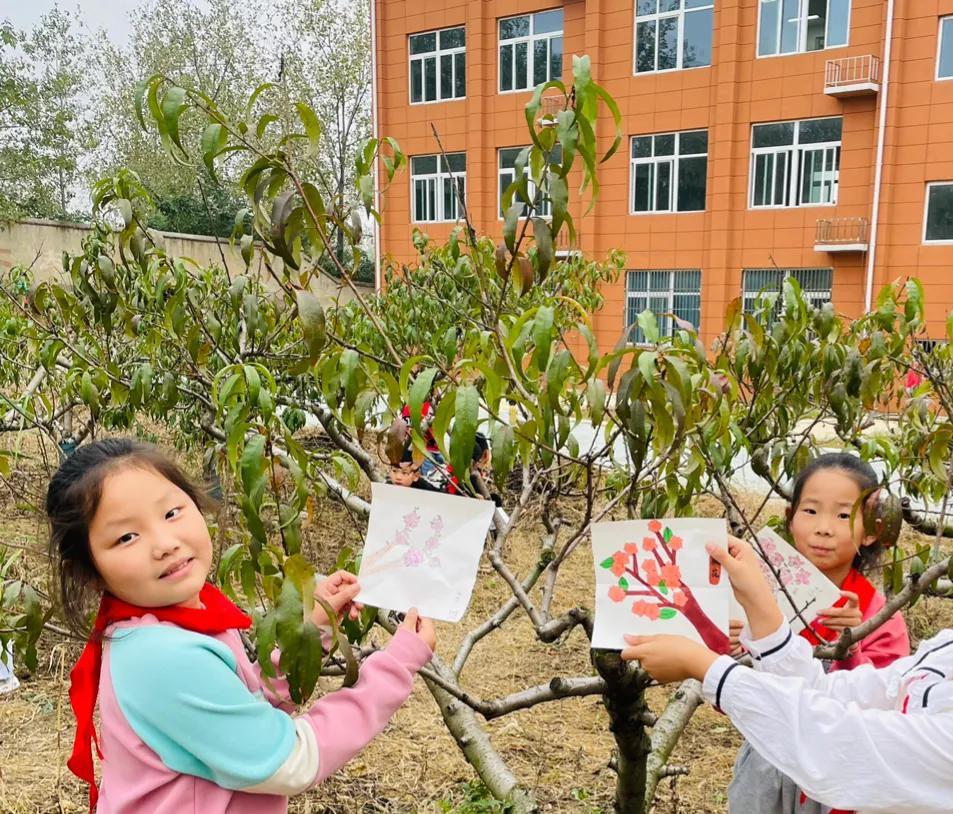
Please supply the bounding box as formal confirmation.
[862,516,882,549]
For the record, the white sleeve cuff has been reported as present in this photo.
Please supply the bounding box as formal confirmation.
[740,620,795,663]
[702,655,744,711]
[243,717,320,795]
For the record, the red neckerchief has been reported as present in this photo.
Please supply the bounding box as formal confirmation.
[799,567,876,647]
[68,583,251,811]
[797,568,875,814]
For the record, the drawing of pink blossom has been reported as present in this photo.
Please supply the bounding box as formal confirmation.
[404,509,421,529]
[430,516,444,533]
[424,535,440,551]
[403,547,424,567]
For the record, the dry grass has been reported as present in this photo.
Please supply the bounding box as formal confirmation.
[2,436,952,813]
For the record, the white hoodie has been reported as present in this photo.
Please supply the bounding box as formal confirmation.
[703,622,953,813]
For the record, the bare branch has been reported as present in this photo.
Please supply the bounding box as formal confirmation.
[644,679,704,807]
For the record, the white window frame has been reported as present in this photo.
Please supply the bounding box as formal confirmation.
[756,0,851,59]
[633,0,715,75]
[749,117,842,210]
[408,25,466,105]
[498,9,563,94]
[410,154,466,224]
[742,268,833,314]
[937,16,953,81]
[498,146,559,219]
[923,182,953,245]
[629,130,708,214]
[625,269,702,342]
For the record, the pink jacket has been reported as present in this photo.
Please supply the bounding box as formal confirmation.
[95,615,432,813]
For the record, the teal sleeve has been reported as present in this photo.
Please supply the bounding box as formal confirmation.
[107,625,296,789]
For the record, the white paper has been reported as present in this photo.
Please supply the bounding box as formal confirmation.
[356,483,496,622]
[591,518,730,651]
[730,527,842,634]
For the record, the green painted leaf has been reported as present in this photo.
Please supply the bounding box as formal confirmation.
[619,576,629,591]
[600,556,615,569]
[659,608,677,620]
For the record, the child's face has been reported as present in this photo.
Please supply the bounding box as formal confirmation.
[87,466,213,609]
[389,462,420,487]
[789,468,875,583]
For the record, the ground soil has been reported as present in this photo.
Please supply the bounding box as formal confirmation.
[1,434,951,814]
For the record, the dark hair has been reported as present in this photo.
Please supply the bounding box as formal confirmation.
[472,432,490,463]
[47,438,213,638]
[787,452,883,574]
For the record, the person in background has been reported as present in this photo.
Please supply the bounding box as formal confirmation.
[389,448,441,492]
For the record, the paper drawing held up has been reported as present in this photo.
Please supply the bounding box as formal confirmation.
[591,518,731,653]
[356,483,496,622]
[731,527,841,634]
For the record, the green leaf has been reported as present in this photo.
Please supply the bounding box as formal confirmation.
[637,309,660,344]
[295,102,322,158]
[599,556,615,569]
[409,367,438,433]
[532,217,554,280]
[296,290,327,362]
[503,204,522,255]
[659,608,677,620]
[490,422,515,483]
[532,306,555,372]
[618,576,629,591]
[450,385,479,488]
[587,378,606,426]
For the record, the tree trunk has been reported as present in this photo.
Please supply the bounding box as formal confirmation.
[423,654,537,813]
[593,650,653,814]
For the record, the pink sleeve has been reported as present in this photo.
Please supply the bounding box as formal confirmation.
[833,591,910,671]
[302,627,433,783]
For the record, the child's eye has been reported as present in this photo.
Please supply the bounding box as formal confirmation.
[116,532,137,546]
[166,506,183,520]
[838,512,851,520]
[802,507,816,515]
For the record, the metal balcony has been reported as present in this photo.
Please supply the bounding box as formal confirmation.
[824,55,881,97]
[815,217,870,253]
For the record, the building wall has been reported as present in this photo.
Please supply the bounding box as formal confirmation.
[376,0,953,347]
[0,219,369,306]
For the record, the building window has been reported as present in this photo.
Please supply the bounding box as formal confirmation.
[410,26,466,104]
[634,0,714,74]
[938,17,953,80]
[750,117,841,209]
[499,9,563,93]
[498,145,562,218]
[742,268,833,314]
[626,270,702,342]
[411,154,466,223]
[757,0,850,57]
[924,183,953,243]
[630,130,708,214]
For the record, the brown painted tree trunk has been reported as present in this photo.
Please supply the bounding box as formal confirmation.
[593,650,654,814]
[678,586,732,654]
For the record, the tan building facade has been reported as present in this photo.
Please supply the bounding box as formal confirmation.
[372,0,953,347]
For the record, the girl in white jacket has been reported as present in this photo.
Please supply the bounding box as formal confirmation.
[622,537,953,814]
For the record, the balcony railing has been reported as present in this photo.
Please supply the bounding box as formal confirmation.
[554,227,581,256]
[815,217,870,252]
[824,55,881,97]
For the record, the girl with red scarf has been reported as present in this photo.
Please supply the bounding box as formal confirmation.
[49,438,436,813]
[726,453,910,814]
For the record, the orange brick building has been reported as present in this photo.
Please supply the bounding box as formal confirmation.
[371,0,953,348]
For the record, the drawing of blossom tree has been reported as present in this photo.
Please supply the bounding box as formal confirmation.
[599,520,731,653]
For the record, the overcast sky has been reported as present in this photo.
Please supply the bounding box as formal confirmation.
[4,1,204,45]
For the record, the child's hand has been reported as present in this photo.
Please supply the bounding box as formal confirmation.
[621,634,720,683]
[709,537,784,639]
[311,571,363,628]
[729,618,745,657]
[710,537,774,608]
[817,590,862,632]
[399,607,436,651]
